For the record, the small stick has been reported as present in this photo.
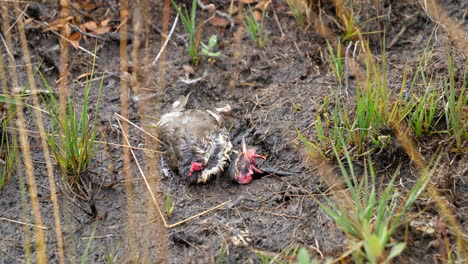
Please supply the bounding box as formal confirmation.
[259,167,301,177]
[272,5,285,37]
[167,199,231,228]
[0,217,48,230]
[0,33,14,60]
[95,140,164,153]
[4,126,164,152]
[152,13,179,65]
[115,115,169,228]
[69,23,106,40]
[115,113,165,145]
[141,199,232,228]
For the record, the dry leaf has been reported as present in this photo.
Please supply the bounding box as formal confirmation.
[183,65,196,75]
[240,0,256,4]
[208,17,230,27]
[253,10,262,21]
[255,0,270,10]
[43,16,73,32]
[120,9,129,18]
[25,18,34,25]
[81,21,98,31]
[100,18,111,27]
[72,0,102,11]
[92,26,111,35]
[68,32,81,49]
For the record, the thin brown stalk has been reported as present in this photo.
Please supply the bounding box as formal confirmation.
[141,199,232,228]
[58,0,70,114]
[131,0,169,261]
[16,149,33,264]
[13,2,66,262]
[5,126,163,153]
[142,0,173,261]
[119,0,138,260]
[0,9,30,260]
[2,3,46,263]
[167,200,231,228]
[115,115,168,228]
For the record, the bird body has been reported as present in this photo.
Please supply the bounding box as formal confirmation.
[158,94,232,184]
[158,93,265,185]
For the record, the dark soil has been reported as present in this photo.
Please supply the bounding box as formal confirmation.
[0,0,466,263]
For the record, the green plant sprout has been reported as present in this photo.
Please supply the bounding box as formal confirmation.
[165,191,174,217]
[201,34,221,63]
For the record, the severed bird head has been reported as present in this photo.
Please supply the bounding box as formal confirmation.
[229,139,266,184]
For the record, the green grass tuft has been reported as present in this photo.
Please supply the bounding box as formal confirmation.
[171,0,201,65]
[40,60,102,188]
[310,132,440,263]
[244,7,267,49]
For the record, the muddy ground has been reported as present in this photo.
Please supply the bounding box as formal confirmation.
[0,0,467,263]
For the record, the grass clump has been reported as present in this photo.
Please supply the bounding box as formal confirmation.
[444,54,467,150]
[408,85,441,138]
[301,131,440,263]
[312,41,389,156]
[285,0,310,26]
[40,66,102,187]
[244,7,267,49]
[171,0,201,65]
[312,32,467,159]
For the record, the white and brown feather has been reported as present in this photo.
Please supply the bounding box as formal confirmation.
[157,95,232,184]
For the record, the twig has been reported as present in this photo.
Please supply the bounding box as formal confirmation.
[272,4,285,37]
[178,72,207,84]
[152,13,179,65]
[115,114,169,227]
[114,113,165,145]
[0,33,14,60]
[4,126,163,152]
[167,199,231,228]
[0,216,48,230]
[7,5,27,34]
[259,167,301,177]
[388,25,407,48]
[142,199,232,228]
[95,140,164,153]
[69,23,106,40]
